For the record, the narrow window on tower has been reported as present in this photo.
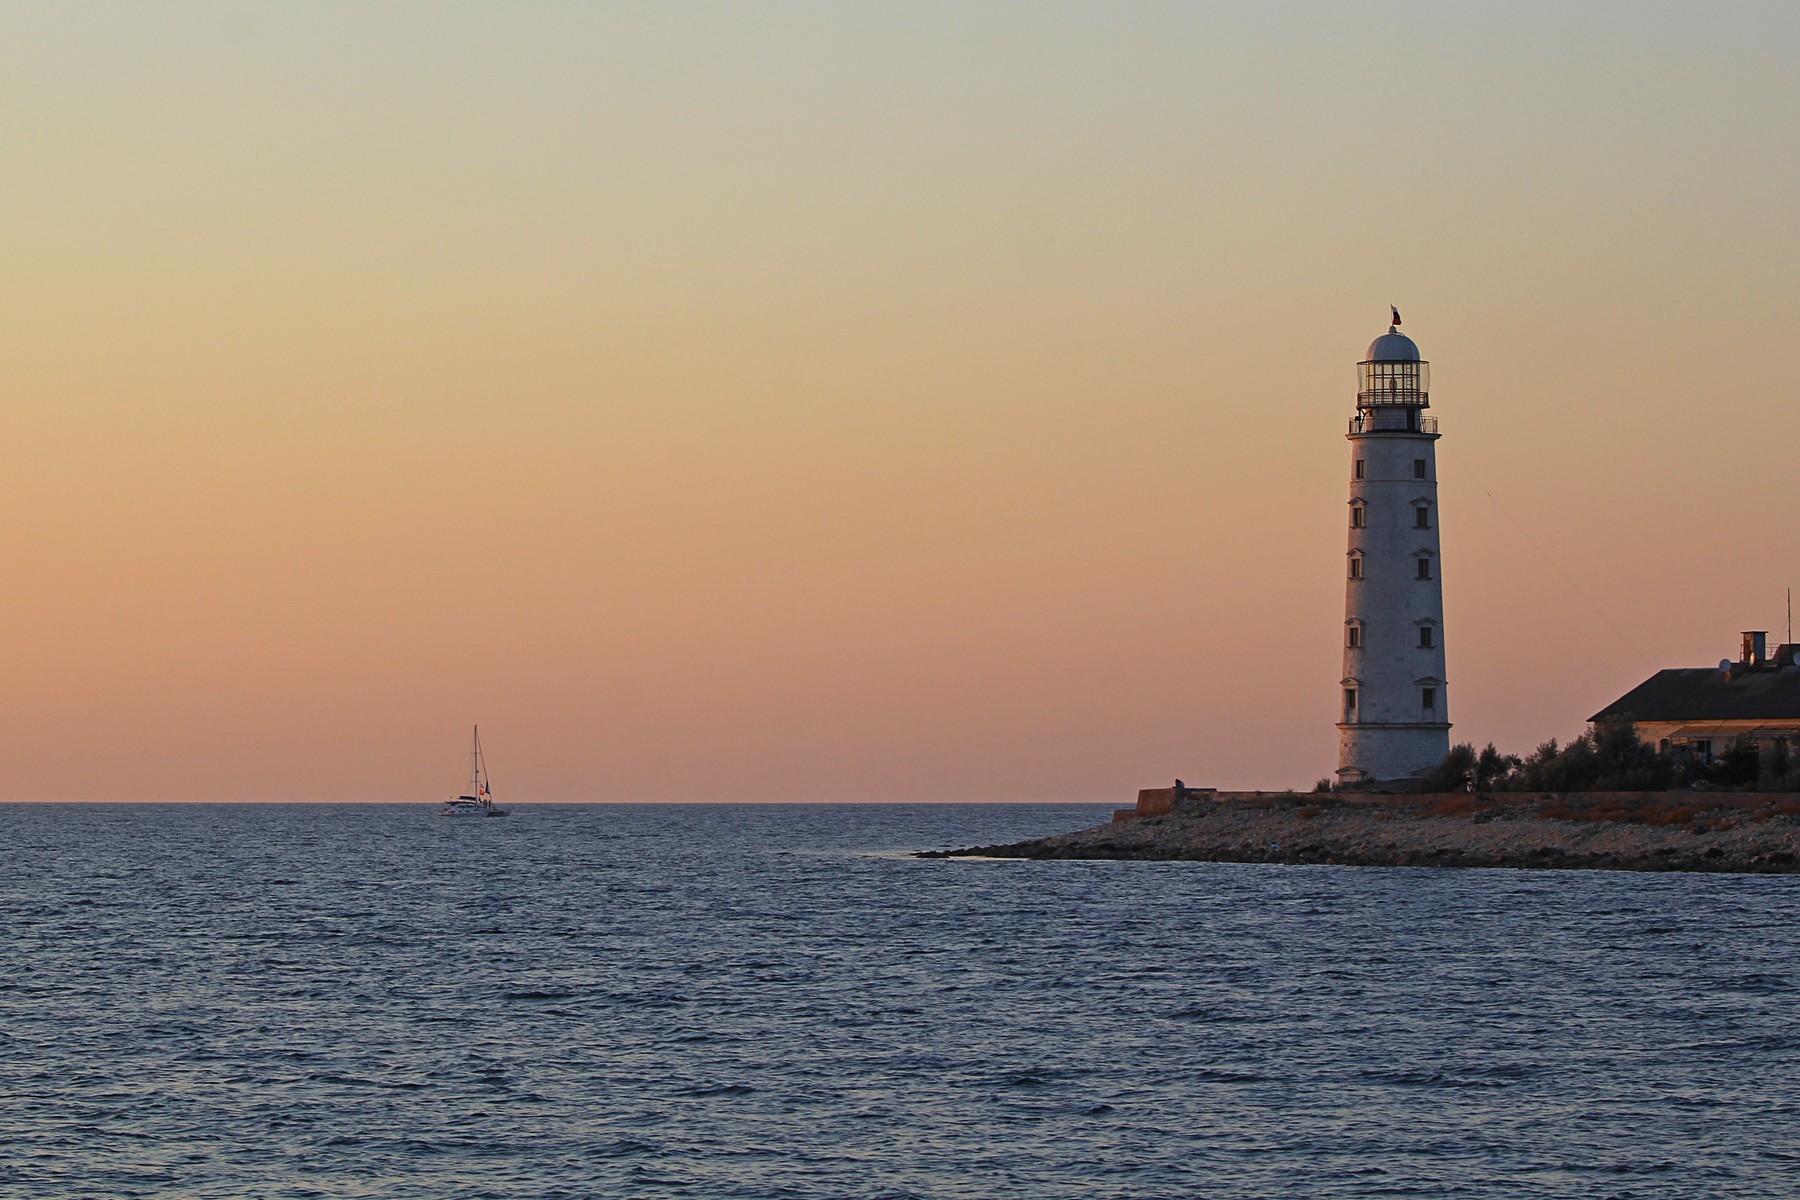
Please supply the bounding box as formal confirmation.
[1349,554,1364,580]
[1414,458,1427,479]
[1350,502,1365,529]
[1416,558,1432,580]
[1418,626,1434,649]
[1415,506,1431,529]
[1344,688,1358,720]
[1422,687,1437,712]
[1347,624,1363,649]
[1354,459,1366,480]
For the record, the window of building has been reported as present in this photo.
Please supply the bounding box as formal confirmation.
[1344,688,1358,719]
[1414,458,1427,479]
[1349,555,1364,580]
[1415,558,1432,580]
[1414,506,1431,529]
[1418,626,1434,648]
[1347,624,1363,648]
[1350,502,1365,529]
[1354,459,1366,480]
[1695,739,1713,763]
[1422,687,1437,711]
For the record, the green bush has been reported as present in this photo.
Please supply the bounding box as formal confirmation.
[1418,743,1478,792]
[1422,719,1682,793]
[1413,726,1800,796]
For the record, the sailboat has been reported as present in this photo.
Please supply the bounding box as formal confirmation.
[442,726,507,817]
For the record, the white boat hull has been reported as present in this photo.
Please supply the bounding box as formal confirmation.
[442,796,506,817]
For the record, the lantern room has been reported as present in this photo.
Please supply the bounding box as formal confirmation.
[1352,327,1433,433]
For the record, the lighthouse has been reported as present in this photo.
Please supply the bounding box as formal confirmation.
[1337,311,1450,785]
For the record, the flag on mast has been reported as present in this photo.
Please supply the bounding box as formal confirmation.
[1390,305,1402,327]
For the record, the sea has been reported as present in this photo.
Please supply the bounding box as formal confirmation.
[3,802,1797,1199]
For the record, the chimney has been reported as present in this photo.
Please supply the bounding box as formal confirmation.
[1741,630,1768,666]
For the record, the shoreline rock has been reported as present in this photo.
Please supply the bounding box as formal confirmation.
[918,793,1800,873]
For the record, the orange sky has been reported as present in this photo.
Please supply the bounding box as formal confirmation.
[3,3,1798,800]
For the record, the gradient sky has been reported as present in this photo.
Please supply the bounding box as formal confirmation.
[3,1,1797,801]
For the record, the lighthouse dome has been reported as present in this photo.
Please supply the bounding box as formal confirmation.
[1365,330,1421,362]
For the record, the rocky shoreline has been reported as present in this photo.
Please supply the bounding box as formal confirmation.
[921,792,1800,873]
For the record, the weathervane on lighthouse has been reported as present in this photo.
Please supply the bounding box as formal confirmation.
[1337,309,1451,785]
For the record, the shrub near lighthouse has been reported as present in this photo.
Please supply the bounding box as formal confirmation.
[1338,314,1451,785]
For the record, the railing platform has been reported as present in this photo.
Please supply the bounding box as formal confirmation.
[1349,414,1438,435]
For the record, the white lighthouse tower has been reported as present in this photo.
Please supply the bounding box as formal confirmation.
[1337,310,1450,785]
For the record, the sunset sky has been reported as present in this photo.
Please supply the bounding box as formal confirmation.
[4,2,1798,801]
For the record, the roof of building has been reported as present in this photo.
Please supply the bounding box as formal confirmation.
[1591,661,1800,724]
[1364,329,1421,363]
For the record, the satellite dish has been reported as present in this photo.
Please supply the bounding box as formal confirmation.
[1720,659,1733,672]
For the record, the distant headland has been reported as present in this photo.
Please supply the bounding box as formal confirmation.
[920,788,1800,874]
[924,315,1800,871]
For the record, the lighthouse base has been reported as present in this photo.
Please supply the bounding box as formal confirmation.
[1337,723,1451,787]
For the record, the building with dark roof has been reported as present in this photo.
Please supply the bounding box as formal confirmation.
[1591,631,1800,763]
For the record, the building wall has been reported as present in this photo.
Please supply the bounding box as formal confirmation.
[1338,425,1450,782]
[1633,720,1800,760]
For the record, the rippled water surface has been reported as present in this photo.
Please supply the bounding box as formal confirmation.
[4,802,1799,1198]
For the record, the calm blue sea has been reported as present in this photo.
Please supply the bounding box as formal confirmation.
[3,802,1798,1199]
